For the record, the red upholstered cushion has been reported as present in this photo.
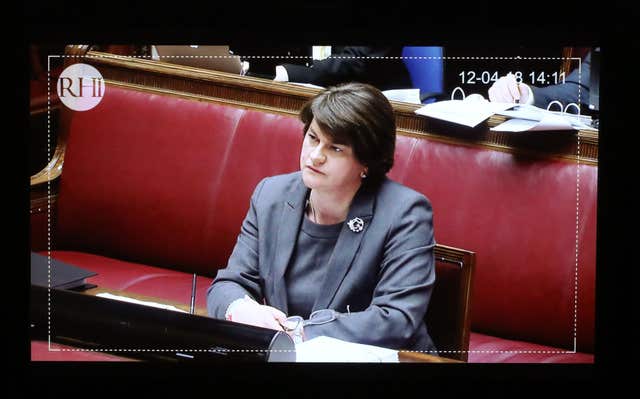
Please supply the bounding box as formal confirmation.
[38,251,213,309]
[55,85,303,276]
[395,137,596,353]
[199,109,304,271]
[31,340,134,361]
[387,134,418,182]
[468,332,593,363]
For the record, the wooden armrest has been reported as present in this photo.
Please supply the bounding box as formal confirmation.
[429,244,476,362]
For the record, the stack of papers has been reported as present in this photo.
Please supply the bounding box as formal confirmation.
[415,98,596,132]
[382,89,421,104]
[415,99,514,128]
[492,104,597,132]
[96,292,188,313]
[288,82,325,89]
[295,336,398,362]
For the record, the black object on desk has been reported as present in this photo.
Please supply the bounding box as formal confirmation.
[30,285,295,362]
[189,273,196,314]
[31,252,97,291]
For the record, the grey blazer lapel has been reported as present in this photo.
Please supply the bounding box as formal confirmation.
[270,178,308,314]
[312,186,375,311]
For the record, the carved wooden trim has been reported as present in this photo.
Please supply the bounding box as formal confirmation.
[80,51,596,164]
[29,47,90,187]
[30,179,58,209]
[433,244,475,362]
[105,80,302,118]
[30,48,597,188]
[435,243,474,263]
[30,194,57,215]
[30,103,61,116]
[397,351,462,363]
[102,78,598,167]
[63,45,91,64]
[30,144,65,186]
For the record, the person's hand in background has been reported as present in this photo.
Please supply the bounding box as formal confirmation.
[488,73,533,104]
[274,65,289,82]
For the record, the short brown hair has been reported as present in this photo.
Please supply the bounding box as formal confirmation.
[299,82,396,190]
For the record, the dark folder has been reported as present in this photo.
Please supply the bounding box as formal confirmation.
[31,252,98,291]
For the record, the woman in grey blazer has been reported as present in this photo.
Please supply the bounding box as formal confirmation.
[207,82,437,353]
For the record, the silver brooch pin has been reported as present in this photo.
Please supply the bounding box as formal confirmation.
[347,217,364,233]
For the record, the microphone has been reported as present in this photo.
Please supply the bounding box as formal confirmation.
[190,273,196,314]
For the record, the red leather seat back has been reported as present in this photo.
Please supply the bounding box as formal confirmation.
[56,85,303,276]
[201,109,304,270]
[392,136,596,353]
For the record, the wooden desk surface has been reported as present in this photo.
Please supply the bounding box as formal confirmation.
[398,351,461,363]
[84,287,209,316]
[77,287,460,363]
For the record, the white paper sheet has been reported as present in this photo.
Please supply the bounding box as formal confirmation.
[415,99,514,127]
[295,336,398,362]
[493,104,597,131]
[491,113,575,132]
[96,292,188,313]
[288,82,326,89]
[382,89,421,104]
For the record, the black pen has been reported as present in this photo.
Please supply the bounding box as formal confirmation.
[190,273,197,315]
[514,74,520,105]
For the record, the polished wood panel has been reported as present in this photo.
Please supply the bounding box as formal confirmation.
[83,287,208,316]
[30,46,597,191]
[30,45,89,186]
[79,49,597,165]
[429,245,475,362]
[398,351,462,363]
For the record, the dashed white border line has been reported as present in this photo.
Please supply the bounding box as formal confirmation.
[53,54,578,60]
[574,57,582,353]
[45,54,585,356]
[53,348,577,354]
[47,55,52,349]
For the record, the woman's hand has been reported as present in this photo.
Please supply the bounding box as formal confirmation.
[281,317,306,344]
[226,297,287,331]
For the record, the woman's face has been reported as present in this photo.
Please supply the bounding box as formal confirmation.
[300,118,366,194]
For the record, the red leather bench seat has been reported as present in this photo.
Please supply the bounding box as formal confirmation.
[55,86,303,277]
[37,84,595,362]
[37,250,213,309]
[388,135,596,363]
[468,332,593,363]
[31,340,135,361]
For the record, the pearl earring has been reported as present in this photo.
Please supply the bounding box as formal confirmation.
[360,171,367,178]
